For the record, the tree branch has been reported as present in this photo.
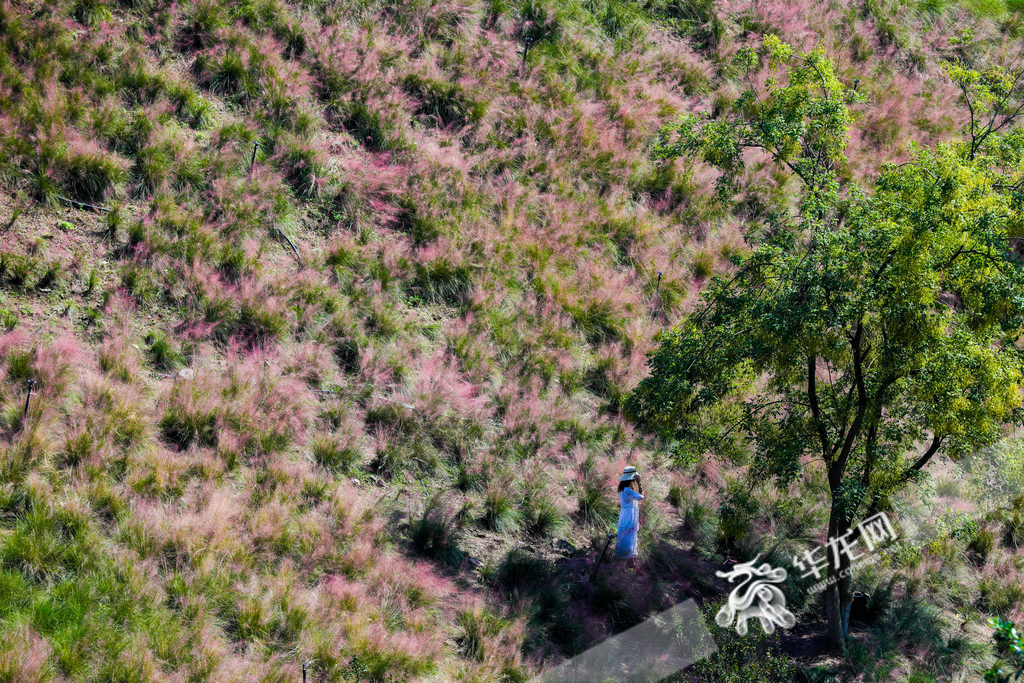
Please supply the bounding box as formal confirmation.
[832,320,868,488]
[902,433,945,481]
[808,354,832,461]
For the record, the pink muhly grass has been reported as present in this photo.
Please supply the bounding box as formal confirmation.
[0,623,52,682]
[330,480,383,534]
[0,330,30,368]
[323,573,371,613]
[412,352,488,423]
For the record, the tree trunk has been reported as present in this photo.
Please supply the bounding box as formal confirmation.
[825,504,853,651]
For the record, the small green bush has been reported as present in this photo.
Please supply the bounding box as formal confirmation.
[684,600,797,682]
[717,486,757,553]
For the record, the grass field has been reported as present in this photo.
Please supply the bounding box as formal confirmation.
[1,0,1024,679]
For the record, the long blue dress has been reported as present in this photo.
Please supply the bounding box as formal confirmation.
[613,487,645,559]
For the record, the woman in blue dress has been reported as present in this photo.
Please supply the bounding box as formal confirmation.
[614,466,645,569]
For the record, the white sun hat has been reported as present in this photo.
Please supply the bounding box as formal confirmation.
[619,466,639,482]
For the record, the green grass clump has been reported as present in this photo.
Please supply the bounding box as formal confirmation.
[481,484,522,533]
[409,496,464,567]
[574,477,616,527]
[160,401,218,450]
[455,605,510,661]
[402,74,487,128]
[146,333,183,371]
[0,308,17,331]
[522,489,564,538]
[310,435,360,473]
[409,258,472,306]
[61,150,126,204]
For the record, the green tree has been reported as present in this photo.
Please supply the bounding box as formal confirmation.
[652,34,852,222]
[632,37,1024,650]
[944,30,1024,162]
[986,616,1024,682]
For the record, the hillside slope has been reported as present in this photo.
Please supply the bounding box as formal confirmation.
[0,0,1021,680]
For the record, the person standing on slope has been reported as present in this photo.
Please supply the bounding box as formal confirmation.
[614,466,644,570]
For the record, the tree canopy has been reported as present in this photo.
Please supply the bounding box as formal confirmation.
[630,35,1024,649]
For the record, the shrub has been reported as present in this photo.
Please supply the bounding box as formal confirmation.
[717,486,757,553]
[685,600,796,682]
